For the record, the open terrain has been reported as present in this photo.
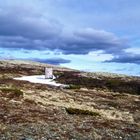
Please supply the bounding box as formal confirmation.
[0,60,140,140]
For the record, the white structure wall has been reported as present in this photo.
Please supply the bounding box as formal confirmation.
[45,68,53,79]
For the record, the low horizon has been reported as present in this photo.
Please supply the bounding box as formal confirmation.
[0,0,140,76]
[1,58,140,77]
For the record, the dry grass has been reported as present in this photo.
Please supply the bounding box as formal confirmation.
[0,60,140,139]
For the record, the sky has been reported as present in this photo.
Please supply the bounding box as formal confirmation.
[0,0,140,76]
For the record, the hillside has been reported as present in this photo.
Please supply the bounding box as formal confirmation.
[0,60,140,140]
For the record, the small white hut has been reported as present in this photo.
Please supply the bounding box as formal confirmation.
[45,68,53,79]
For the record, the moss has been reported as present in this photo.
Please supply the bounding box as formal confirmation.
[0,87,23,98]
[65,85,81,89]
[54,71,64,78]
[65,107,100,116]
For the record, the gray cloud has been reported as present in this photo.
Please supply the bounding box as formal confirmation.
[58,28,128,54]
[0,4,129,55]
[0,6,61,40]
[30,58,71,65]
[106,54,140,64]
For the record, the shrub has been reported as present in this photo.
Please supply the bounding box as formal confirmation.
[65,107,100,116]
[56,71,140,95]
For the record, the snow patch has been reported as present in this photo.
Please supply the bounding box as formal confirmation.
[14,75,66,87]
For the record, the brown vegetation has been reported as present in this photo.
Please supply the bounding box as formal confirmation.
[56,71,140,95]
[65,107,101,116]
[0,60,140,139]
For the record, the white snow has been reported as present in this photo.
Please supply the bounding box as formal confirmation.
[14,75,66,87]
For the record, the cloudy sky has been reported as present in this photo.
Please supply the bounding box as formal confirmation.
[0,0,140,76]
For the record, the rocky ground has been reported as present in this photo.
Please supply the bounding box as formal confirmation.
[0,60,140,140]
